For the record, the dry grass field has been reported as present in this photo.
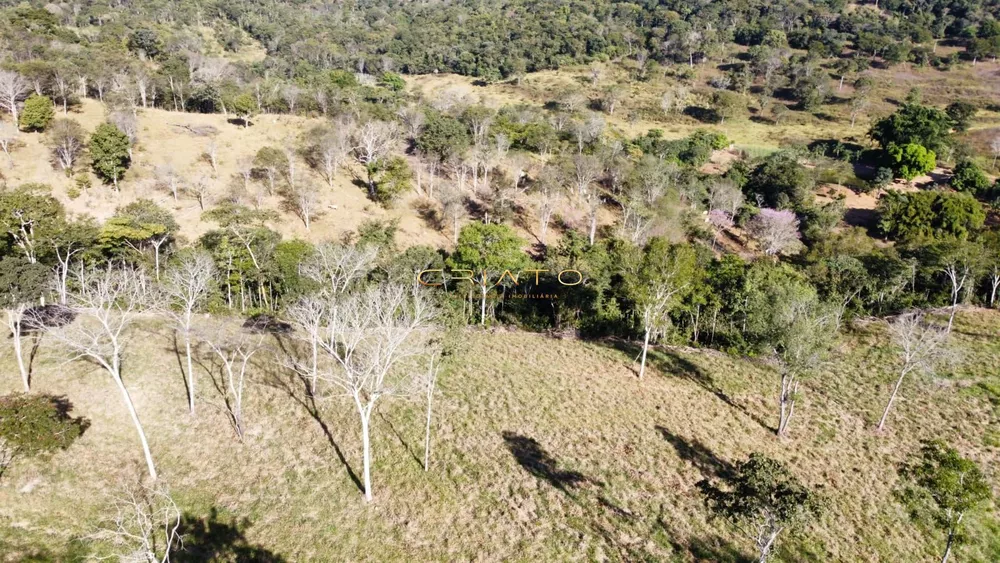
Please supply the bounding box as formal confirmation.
[2,309,998,561]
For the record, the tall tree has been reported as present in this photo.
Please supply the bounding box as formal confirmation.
[162,250,216,415]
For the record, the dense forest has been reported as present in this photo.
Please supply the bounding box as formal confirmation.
[2,0,1000,561]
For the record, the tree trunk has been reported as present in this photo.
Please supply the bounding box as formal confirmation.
[424,385,434,472]
[639,327,651,380]
[358,403,373,502]
[184,332,195,415]
[877,368,909,432]
[9,312,28,391]
[111,365,158,480]
[480,284,487,325]
[942,514,962,563]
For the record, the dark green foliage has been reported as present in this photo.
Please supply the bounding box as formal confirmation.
[378,72,406,92]
[697,453,821,561]
[945,101,977,133]
[369,157,412,205]
[869,104,952,154]
[0,255,50,306]
[416,112,470,162]
[950,159,990,195]
[0,394,87,464]
[19,95,55,132]
[127,28,162,59]
[878,190,985,241]
[744,152,815,209]
[89,123,131,185]
[631,129,728,167]
[899,440,992,561]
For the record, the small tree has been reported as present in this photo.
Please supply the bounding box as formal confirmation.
[90,123,132,189]
[231,93,256,127]
[877,312,949,432]
[90,478,182,563]
[899,440,992,563]
[162,250,216,415]
[0,120,18,168]
[18,94,54,131]
[0,393,86,477]
[0,70,30,125]
[888,143,935,181]
[203,325,264,441]
[697,453,821,563]
[47,118,86,173]
[747,208,803,256]
[447,223,529,325]
[50,265,161,479]
[318,284,435,501]
[949,160,990,195]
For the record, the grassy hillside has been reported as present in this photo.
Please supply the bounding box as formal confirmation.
[2,310,998,561]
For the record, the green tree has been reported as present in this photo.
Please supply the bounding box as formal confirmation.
[745,152,815,209]
[18,94,54,132]
[89,123,131,189]
[0,393,87,475]
[417,112,470,162]
[712,90,745,124]
[945,101,977,133]
[447,223,528,325]
[0,184,66,263]
[231,93,257,128]
[887,143,935,181]
[697,453,821,562]
[378,72,406,92]
[899,440,992,563]
[870,104,952,154]
[99,199,179,279]
[878,190,985,241]
[949,159,990,195]
[369,156,412,206]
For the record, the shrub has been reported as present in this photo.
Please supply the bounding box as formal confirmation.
[950,159,990,195]
[0,394,87,473]
[19,94,55,132]
[887,143,935,181]
[878,190,985,240]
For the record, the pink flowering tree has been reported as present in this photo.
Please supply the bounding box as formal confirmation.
[747,208,802,256]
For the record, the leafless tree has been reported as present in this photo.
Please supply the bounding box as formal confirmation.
[570,115,604,153]
[90,478,182,563]
[0,70,30,125]
[52,69,72,114]
[285,295,326,394]
[162,251,216,415]
[570,154,602,199]
[990,135,1000,169]
[988,264,1000,308]
[290,183,319,230]
[941,256,975,334]
[6,304,30,391]
[301,242,378,297]
[317,129,352,187]
[204,325,264,440]
[155,165,182,201]
[585,189,603,245]
[436,183,467,244]
[51,266,161,479]
[397,105,425,141]
[637,280,685,380]
[204,140,219,175]
[352,120,399,198]
[46,119,85,172]
[707,179,744,218]
[877,312,950,432]
[318,284,435,501]
[313,88,329,116]
[282,141,298,189]
[422,346,443,472]
[282,85,302,114]
[235,156,253,192]
[747,208,802,256]
[601,86,624,116]
[187,176,211,210]
[0,121,18,168]
[134,68,153,109]
[772,296,835,436]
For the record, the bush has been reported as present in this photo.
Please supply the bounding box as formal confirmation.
[0,394,87,471]
[19,94,55,132]
[950,159,990,195]
[887,143,935,181]
[878,189,985,240]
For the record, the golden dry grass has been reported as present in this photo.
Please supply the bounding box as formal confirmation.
[2,309,999,561]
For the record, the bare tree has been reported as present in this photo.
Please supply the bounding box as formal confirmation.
[747,208,803,256]
[300,242,378,297]
[90,478,182,563]
[877,312,950,432]
[0,70,30,125]
[941,252,978,334]
[397,105,425,141]
[235,156,253,192]
[48,119,86,172]
[318,284,435,501]
[187,176,211,210]
[290,183,319,230]
[282,85,302,114]
[6,304,30,391]
[352,120,399,198]
[991,135,1000,169]
[707,179,744,218]
[285,295,326,394]
[570,115,604,154]
[637,281,684,380]
[317,129,352,187]
[51,266,161,479]
[162,251,216,415]
[436,183,467,244]
[422,347,443,472]
[204,140,219,175]
[772,296,835,436]
[155,164,181,201]
[585,190,603,245]
[570,154,602,199]
[204,325,264,440]
[0,120,19,168]
[660,86,690,115]
[988,264,1000,308]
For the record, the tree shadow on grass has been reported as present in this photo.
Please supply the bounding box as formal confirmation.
[656,426,735,480]
[502,432,599,496]
[603,339,775,433]
[178,507,285,562]
[259,336,365,495]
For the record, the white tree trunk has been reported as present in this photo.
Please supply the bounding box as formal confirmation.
[638,327,651,380]
[112,365,158,480]
[184,332,195,415]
